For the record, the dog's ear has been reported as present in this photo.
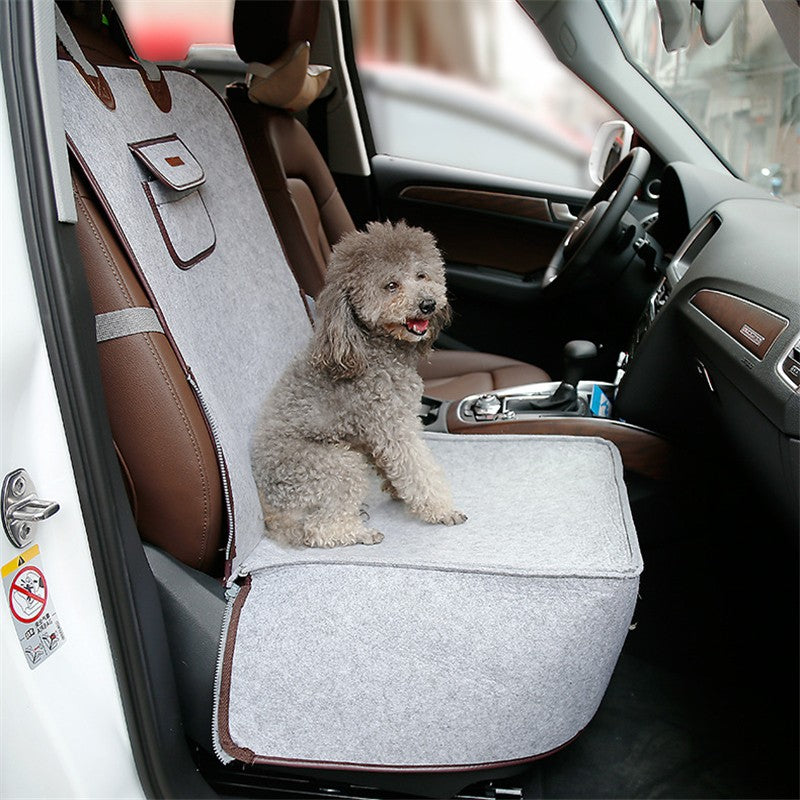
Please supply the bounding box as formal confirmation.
[310,283,368,380]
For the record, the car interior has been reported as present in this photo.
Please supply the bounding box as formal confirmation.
[2,0,798,797]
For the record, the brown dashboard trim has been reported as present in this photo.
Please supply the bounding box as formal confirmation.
[690,289,788,360]
[446,407,672,481]
[399,186,553,223]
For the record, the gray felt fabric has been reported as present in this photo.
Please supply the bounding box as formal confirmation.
[55,5,98,78]
[95,307,163,342]
[228,566,637,767]
[59,56,642,771]
[221,433,641,767]
[147,182,216,265]
[131,135,205,190]
[59,62,311,576]
[241,433,641,579]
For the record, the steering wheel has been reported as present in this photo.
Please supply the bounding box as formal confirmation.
[543,147,651,293]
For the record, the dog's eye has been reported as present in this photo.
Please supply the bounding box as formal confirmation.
[417,273,428,280]
[385,281,399,293]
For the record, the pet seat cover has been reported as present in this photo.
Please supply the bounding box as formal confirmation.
[57,32,641,773]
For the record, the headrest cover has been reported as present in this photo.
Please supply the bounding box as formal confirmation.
[233,0,320,65]
[247,41,331,112]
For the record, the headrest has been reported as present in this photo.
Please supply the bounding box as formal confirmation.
[233,0,321,65]
[233,1,329,112]
[245,41,331,112]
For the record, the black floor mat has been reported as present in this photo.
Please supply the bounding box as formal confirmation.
[516,648,797,799]
[513,484,799,800]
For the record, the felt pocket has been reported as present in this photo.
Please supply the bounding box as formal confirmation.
[144,179,216,269]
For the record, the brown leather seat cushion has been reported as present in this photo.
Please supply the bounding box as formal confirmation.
[417,351,550,401]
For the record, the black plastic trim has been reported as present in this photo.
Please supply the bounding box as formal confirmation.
[446,263,545,306]
[0,4,213,797]
[338,0,376,160]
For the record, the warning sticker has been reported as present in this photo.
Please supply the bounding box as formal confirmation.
[2,545,66,669]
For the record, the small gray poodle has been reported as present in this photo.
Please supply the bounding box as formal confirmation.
[251,220,467,547]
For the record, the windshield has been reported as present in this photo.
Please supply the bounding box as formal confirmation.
[601,0,799,204]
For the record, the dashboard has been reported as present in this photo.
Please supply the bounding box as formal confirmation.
[616,162,799,527]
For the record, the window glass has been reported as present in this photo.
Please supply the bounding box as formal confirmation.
[115,0,234,62]
[601,0,800,202]
[349,0,617,188]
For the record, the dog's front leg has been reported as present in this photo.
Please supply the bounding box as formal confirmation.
[369,433,467,526]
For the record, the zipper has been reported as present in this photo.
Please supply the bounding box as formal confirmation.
[185,369,236,563]
[188,368,247,763]
[211,581,240,764]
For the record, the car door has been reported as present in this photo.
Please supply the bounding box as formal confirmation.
[345,0,617,377]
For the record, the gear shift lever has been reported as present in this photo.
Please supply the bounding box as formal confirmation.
[510,340,597,413]
[563,340,598,388]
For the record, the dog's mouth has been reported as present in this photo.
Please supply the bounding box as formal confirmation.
[404,318,430,336]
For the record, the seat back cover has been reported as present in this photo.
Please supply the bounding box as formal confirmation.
[59,44,312,578]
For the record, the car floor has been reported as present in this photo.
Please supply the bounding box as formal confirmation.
[521,469,799,800]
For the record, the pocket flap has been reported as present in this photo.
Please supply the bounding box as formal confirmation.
[129,134,205,191]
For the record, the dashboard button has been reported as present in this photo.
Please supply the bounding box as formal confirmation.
[781,354,800,388]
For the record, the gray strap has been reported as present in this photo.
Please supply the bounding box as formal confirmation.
[96,307,164,343]
[137,58,163,83]
[54,4,98,78]
[54,4,161,83]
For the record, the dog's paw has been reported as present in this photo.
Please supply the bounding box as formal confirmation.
[415,507,468,526]
[302,527,384,547]
[358,529,385,545]
[436,509,468,526]
[380,479,401,500]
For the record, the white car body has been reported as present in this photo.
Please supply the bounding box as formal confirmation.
[0,56,144,800]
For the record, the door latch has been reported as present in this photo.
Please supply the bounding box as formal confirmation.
[2,469,60,548]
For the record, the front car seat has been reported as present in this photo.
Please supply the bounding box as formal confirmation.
[225,0,551,401]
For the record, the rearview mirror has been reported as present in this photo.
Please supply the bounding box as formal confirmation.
[588,120,633,187]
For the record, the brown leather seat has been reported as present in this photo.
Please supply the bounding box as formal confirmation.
[227,0,550,400]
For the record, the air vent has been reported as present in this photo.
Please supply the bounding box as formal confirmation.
[668,213,721,285]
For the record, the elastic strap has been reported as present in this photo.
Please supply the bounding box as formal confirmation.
[54,4,99,77]
[96,307,164,343]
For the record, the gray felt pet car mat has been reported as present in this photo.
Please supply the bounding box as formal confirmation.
[57,41,641,772]
[216,434,641,768]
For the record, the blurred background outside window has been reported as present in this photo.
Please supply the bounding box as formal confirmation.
[116,0,233,61]
[117,0,617,189]
[349,0,617,188]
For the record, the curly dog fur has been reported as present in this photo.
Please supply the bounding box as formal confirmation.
[251,220,467,547]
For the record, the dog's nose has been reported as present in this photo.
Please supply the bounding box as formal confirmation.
[419,299,436,315]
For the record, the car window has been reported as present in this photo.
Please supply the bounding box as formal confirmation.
[601,0,800,203]
[349,0,618,188]
[115,0,234,61]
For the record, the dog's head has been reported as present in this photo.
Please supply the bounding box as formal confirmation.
[311,220,451,379]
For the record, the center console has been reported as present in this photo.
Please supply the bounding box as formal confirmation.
[454,380,614,423]
[419,371,671,480]
[420,332,673,484]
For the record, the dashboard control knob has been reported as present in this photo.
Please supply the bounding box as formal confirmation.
[472,394,502,420]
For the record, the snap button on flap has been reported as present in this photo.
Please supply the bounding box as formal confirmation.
[129,134,205,191]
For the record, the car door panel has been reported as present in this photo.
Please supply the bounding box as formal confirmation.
[371,155,593,369]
